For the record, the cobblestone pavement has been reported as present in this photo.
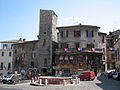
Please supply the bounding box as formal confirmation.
[0,75,120,90]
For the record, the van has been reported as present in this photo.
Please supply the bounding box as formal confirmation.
[77,71,95,81]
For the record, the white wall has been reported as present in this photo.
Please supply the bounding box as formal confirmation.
[0,49,13,75]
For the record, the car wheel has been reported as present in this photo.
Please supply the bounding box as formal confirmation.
[3,82,7,84]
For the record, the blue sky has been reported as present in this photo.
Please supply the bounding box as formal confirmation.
[0,0,120,41]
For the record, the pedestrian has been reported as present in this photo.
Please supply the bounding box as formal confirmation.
[13,74,18,85]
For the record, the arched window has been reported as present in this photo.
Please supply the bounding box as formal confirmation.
[65,56,68,60]
[70,56,74,60]
[59,56,63,60]
[31,61,34,67]
[44,58,47,66]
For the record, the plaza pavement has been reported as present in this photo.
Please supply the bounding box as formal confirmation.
[0,75,120,90]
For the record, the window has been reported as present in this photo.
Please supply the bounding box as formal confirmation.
[74,30,81,37]
[64,56,68,60]
[111,54,115,59]
[61,31,68,38]
[59,56,64,64]
[43,39,46,46]
[1,62,3,70]
[103,48,105,54]
[44,58,47,66]
[3,44,7,49]
[31,52,36,58]
[32,43,36,50]
[103,56,105,60]
[11,44,14,49]
[87,44,94,48]
[34,53,36,58]
[70,56,74,60]
[86,30,94,37]
[9,52,12,56]
[102,36,105,43]
[14,49,17,53]
[75,43,79,49]
[61,43,69,48]
[8,63,11,70]
[30,62,34,67]
[2,52,4,56]
[59,56,63,60]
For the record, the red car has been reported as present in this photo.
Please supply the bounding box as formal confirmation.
[77,71,95,81]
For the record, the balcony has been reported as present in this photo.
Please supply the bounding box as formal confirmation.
[55,48,103,54]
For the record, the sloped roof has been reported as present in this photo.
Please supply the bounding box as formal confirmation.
[98,32,107,35]
[56,24,100,29]
[0,40,25,43]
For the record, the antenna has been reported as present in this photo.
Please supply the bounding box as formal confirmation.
[18,33,23,40]
[72,16,80,25]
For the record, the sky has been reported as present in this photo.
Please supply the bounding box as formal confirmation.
[0,0,120,41]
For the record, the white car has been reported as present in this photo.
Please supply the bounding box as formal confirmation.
[2,74,22,84]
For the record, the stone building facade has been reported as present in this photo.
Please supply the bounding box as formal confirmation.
[37,10,58,73]
[13,40,38,73]
[13,10,58,74]
[115,40,120,71]
[12,9,107,75]
[110,30,120,71]
[55,25,107,76]
[106,49,115,70]
[106,30,120,70]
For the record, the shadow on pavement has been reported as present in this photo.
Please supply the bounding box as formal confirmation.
[0,87,22,90]
[96,75,120,90]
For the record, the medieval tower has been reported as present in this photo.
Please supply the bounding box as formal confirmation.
[38,10,58,73]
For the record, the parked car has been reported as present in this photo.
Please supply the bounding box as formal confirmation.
[77,71,95,81]
[108,71,115,79]
[0,76,5,82]
[112,72,120,80]
[112,72,118,79]
[117,72,120,80]
[63,73,72,77]
[2,74,22,84]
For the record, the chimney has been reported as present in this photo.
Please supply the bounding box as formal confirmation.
[19,38,22,41]
[37,35,39,39]
[23,38,26,41]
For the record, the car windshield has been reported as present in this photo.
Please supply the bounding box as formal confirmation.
[6,74,13,78]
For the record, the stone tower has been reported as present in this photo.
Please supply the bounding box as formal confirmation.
[38,10,58,73]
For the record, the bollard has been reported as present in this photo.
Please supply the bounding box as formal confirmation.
[63,79,66,85]
[45,79,48,85]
